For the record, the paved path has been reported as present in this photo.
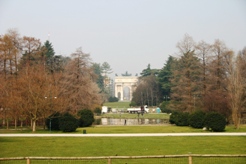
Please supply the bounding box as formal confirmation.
[0,133,246,137]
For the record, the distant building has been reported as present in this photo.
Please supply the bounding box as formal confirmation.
[114,73,139,101]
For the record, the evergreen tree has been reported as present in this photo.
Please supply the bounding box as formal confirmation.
[92,63,104,92]
[158,56,175,97]
[43,40,55,72]
[140,64,152,77]
[44,40,55,58]
[101,62,112,76]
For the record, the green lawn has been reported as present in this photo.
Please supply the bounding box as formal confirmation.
[1,136,246,158]
[1,125,246,163]
[1,124,246,134]
[80,125,206,133]
[1,102,246,163]
[0,124,246,134]
[81,125,246,133]
[103,102,130,108]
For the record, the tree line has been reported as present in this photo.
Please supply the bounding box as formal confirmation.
[0,29,111,131]
[132,34,246,129]
[1,29,245,130]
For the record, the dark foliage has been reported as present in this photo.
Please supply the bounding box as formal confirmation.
[94,107,101,116]
[204,112,226,132]
[169,111,189,126]
[176,112,189,126]
[45,112,61,131]
[108,96,119,102]
[160,101,172,113]
[59,112,78,132]
[169,111,179,124]
[129,101,137,107]
[189,110,206,128]
[78,109,95,127]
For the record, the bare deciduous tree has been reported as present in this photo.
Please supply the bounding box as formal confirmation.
[59,48,103,114]
[176,34,195,54]
[195,40,211,96]
[227,48,246,129]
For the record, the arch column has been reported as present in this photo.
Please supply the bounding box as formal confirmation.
[120,83,124,101]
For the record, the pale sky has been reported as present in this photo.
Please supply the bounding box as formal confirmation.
[1,0,246,76]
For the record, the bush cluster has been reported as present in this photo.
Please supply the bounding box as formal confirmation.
[59,112,78,132]
[169,111,189,126]
[94,107,101,116]
[204,112,226,132]
[108,96,119,102]
[169,111,226,132]
[189,110,206,128]
[45,112,61,131]
[160,101,172,114]
[46,108,96,132]
[129,101,137,107]
[78,109,95,127]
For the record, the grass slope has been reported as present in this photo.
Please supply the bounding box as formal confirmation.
[103,102,130,108]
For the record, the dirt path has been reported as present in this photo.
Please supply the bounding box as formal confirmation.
[0,133,246,137]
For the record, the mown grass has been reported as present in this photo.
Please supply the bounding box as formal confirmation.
[79,125,206,133]
[1,124,246,134]
[1,136,245,158]
[1,125,246,163]
[103,102,130,108]
[81,125,246,133]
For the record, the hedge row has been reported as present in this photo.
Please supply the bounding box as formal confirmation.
[45,109,95,132]
[169,111,226,132]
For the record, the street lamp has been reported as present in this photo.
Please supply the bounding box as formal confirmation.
[163,95,170,102]
[45,96,57,132]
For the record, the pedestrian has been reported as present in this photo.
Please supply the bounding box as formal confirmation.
[141,106,144,116]
[124,119,127,125]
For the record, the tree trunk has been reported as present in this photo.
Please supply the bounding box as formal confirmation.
[6,119,9,129]
[20,120,23,131]
[14,118,17,130]
[32,120,36,132]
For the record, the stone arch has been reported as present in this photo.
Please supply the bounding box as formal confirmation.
[117,92,121,100]
[123,86,130,100]
[114,76,138,101]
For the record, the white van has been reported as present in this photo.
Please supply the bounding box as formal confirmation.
[101,106,108,114]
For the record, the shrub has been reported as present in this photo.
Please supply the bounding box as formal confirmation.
[175,112,189,126]
[108,96,119,102]
[94,107,101,116]
[45,112,61,131]
[204,112,226,132]
[160,101,172,113]
[189,110,206,128]
[129,101,136,107]
[169,111,189,126]
[59,112,78,132]
[78,109,95,127]
[169,111,179,124]
[94,118,101,125]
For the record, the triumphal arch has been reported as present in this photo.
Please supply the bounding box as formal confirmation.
[114,72,139,101]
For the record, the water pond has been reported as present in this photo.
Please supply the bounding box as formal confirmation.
[97,118,169,125]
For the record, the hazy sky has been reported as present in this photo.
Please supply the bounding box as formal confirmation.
[1,0,246,76]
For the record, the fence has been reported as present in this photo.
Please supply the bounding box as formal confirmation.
[0,154,246,164]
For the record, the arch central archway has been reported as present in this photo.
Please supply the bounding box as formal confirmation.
[114,76,138,101]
